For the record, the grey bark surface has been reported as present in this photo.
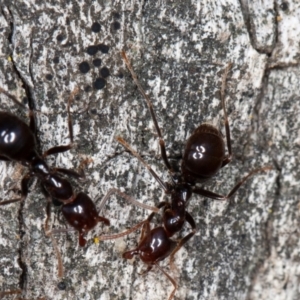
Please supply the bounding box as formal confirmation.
[0,1,298,300]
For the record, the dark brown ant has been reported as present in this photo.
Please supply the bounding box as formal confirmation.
[0,87,109,249]
[98,51,271,300]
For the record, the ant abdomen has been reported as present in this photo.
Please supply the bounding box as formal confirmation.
[0,112,36,161]
[62,192,110,246]
[181,124,225,183]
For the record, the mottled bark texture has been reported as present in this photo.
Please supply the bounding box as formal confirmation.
[0,1,299,300]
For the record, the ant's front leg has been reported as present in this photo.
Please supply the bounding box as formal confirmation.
[42,88,79,158]
[53,158,92,181]
[121,51,174,173]
[98,202,166,241]
[0,173,31,205]
[155,263,178,300]
[41,187,64,278]
[97,187,160,214]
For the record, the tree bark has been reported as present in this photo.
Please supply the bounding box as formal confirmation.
[0,1,298,300]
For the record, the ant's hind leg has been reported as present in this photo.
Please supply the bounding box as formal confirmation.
[48,231,64,278]
[138,265,152,276]
[0,87,27,110]
[0,86,37,135]
[54,158,93,181]
[42,190,64,278]
[116,136,169,193]
[42,88,79,158]
[98,201,166,241]
[155,263,177,300]
[97,188,160,214]
[0,173,30,205]
[121,51,173,173]
[220,63,233,168]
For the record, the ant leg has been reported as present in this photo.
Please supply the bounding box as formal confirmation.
[169,212,196,271]
[24,85,38,135]
[122,209,159,258]
[54,158,93,181]
[43,194,52,235]
[45,214,64,278]
[49,233,64,278]
[116,136,169,192]
[220,63,233,168]
[42,88,79,157]
[139,202,167,240]
[121,51,173,173]
[0,173,30,205]
[193,166,271,201]
[155,263,177,300]
[99,202,167,241]
[42,189,64,278]
[41,192,77,240]
[0,86,27,110]
[28,109,37,136]
[123,220,152,260]
[138,265,152,276]
[42,229,64,278]
[139,213,153,241]
[97,188,160,214]
[54,168,85,180]
[99,219,149,241]
[0,86,37,134]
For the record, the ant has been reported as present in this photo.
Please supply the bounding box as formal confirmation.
[98,51,271,300]
[0,86,110,275]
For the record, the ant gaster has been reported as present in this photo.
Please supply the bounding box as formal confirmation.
[98,51,271,300]
[0,87,110,250]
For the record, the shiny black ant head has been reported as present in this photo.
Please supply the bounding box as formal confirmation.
[181,124,225,184]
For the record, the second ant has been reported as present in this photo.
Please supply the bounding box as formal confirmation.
[97,51,271,300]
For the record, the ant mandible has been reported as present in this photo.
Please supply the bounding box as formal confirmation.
[0,86,110,251]
[98,51,271,300]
